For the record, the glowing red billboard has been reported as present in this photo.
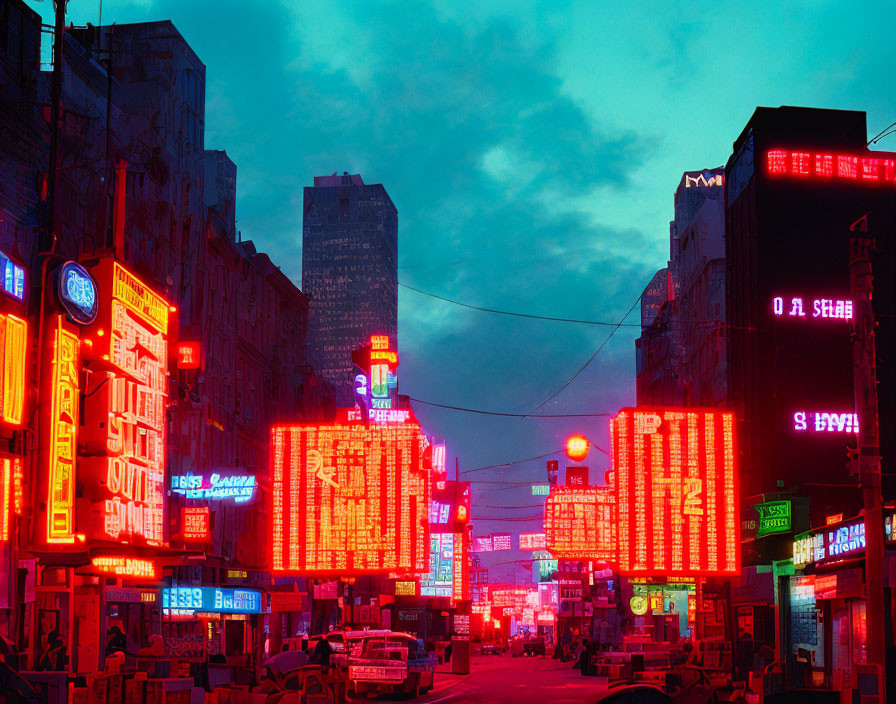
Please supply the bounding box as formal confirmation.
[271,419,430,575]
[544,487,615,561]
[610,408,739,576]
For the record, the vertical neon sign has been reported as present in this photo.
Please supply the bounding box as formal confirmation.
[48,316,79,544]
[0,314,26,424]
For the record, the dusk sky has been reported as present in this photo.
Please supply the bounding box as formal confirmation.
[28,0,896,580]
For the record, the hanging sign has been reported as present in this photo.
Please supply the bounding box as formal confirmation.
[56,261,98,324]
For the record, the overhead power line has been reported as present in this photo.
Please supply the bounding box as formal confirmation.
[400,282,641,327]
[462,449,561,475]
[525,294,642,417]
[409,396,615,418]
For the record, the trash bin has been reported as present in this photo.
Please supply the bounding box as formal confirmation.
[451,638,470,675]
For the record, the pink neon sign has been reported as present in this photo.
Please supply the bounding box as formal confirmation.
[772,297,852,320]
[793,412,859,433]
[767,149,896,184]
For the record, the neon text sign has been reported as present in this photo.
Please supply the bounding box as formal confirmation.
[793,412,858,433]
[519,533,547,550]
[544,487,615,561]
[767,149,896,184]
[57,261,98,324]
[182,507,210,541]
[47,317,79,544]
[772,297,852,320]
[171,474,257,503]
[0,251,25,301]
[492,534,512,551]
[91,556,156,579]
[162,587,261,614]
[0,314,26,424]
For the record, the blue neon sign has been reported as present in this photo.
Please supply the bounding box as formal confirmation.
[170,473,257,503]
[57,261,97,324]
[161,587,261,614]
[0,252,25,301]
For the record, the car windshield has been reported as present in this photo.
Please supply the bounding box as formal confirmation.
[360,635,413,660]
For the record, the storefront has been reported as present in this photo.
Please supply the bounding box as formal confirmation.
[624,577,696,643]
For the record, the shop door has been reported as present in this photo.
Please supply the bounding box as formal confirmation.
[225,619,245,656]
[830,600,851,692]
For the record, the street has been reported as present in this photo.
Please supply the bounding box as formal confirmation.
[415,655,608,704]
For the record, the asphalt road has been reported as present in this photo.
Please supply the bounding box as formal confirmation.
[411,653,609,704]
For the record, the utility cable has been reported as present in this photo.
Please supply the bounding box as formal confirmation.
[461,449,561,475]
[409,397,614,418]
[400,282,640,327]
[524,294,641,417]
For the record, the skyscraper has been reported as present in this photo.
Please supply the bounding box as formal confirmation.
[303,172,398,406]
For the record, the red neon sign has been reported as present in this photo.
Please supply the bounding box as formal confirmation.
[81,261,169,547]
[271,419,430,575]
[772,296,852,320]
[0,314,26,424]
[90,556,156,579]
[177,341,201,370]
[766,149,896,183]
[182,507,210,542]
[544,487,615,561]
[611,408,739,576]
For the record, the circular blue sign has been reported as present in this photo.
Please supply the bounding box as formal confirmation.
[57,261,98,325]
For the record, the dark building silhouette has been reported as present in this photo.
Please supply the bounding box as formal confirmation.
[302,173,398,406]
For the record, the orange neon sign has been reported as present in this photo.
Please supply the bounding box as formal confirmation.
[90,556,156,579]
[0,314,26,424]
[47,316,79,544]
[544,486,615,561]
[81,261,169,547]
[0,456,11,541]
[182,506,210,541]
[272,419,430,575]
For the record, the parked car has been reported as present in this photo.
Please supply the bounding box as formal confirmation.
[523,636,546,657]
[594,684,672,704]
[348,632,437,698]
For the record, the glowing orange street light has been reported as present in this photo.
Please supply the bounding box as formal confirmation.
[565,434,590,462]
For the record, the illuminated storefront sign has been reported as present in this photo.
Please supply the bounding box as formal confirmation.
[793,411,858,433]
[532,484,550,496]
[395,581,416,596]
[755,500,792,538]
[473,536,493,552]
[271,420,430,574]
[182,507,210,542]
[544,487,615,561]
[226,570,248,580]
[453,531,469,602]
[428,501,451,525]
[162,587,261,614]
[684,173,723,188]
[177,341,201,370]
[420,532,454,597]
[0,456,10,541]
[492,534,513,551]
[91,556,156,579]
[766,149,896,184]
[0,314,26,424]
[610,408,739,576]
[81,261,168,547]
[519,533,547,550]
[630,596,648,616]
[432,444,447,476]
[346,407,411,424]
[772,296,853,320]
[171,474,257,503]
[47,316,79,544]
[0,251,25,301]
[57,261,98,324]
[794,517,866,568]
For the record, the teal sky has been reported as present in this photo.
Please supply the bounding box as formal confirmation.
[28,0,896,580]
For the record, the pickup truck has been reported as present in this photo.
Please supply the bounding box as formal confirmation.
[348,632,437,698]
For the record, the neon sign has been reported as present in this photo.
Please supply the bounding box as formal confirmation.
[81,260,168,547]
[346,408,410,424]
[47,316,79,544]
[271,420,430,575]
[171,474,257,503]
[794,518,866,567]
[755,500,791,538]
[766,149,896,184]
[0,314,26,424]
[429,501,451,525]
[611,408,739,576]
[395,581,416,596]
[420,532,454,597]
[57,261,98,324]
[473,536,493,552]
[772,296,852,320]
[793,412,858,433]
[532,484,550,496]
[162,587,261,614]
[519,533,547,550]
[182,507,210,542]
[684,173,723,188]
[91,556,156,579]
[544,487,615,561]
[492,534,512,551]
[177,341,201,370]
[0,251,25,301]
[0,457,10,541]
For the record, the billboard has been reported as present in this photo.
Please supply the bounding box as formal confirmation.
[420,532,455,597]
[610,408,738,576]
[544,487,615,561]
[271,419,430,574]
[519,533,546,550]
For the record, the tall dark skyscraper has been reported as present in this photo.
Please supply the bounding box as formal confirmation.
[302,173,398,406]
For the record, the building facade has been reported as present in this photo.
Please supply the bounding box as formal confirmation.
[302,173,398,407]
